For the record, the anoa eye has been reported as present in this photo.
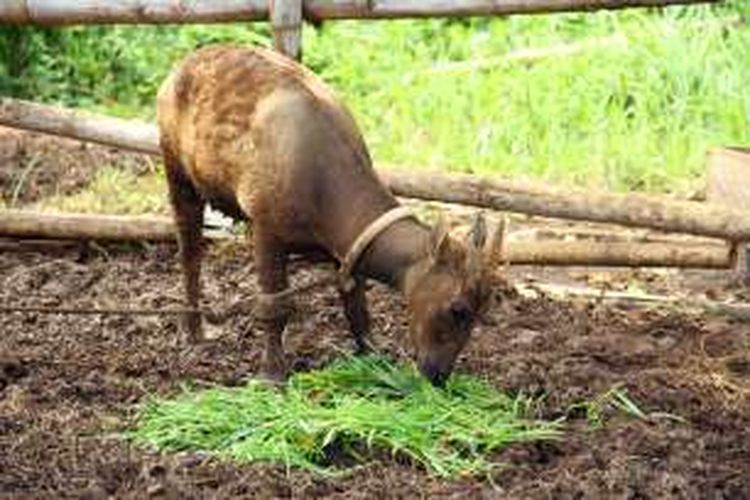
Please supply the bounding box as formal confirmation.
[449,300,474,330]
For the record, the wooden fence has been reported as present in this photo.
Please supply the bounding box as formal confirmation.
[0,0,742,271]
[1,0,720,60]
[0,0,720,24]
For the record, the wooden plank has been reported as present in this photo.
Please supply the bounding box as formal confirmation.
[270,0,303,60]
[503,225,719,246]
[0,0,719,25]
[2,97,749,242]
[330,0,719,19]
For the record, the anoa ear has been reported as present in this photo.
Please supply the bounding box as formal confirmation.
[468,211,487,250]
[465,211,486,278]
[484,214,507,267]
[429,213,451,262]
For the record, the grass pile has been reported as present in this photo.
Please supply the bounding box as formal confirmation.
[131,355,560,477]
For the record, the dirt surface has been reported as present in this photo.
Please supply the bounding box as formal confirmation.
[1,241,749,499]
[0,127,152,207]
[2,132,750,498]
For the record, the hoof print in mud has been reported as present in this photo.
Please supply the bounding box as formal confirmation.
[0,357,29,391]
[725,355,750,378]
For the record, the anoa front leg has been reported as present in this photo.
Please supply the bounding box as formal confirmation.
[340,278,373,355]
[253,224,294,383]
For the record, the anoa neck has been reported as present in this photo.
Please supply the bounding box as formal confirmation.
[353,217,433,294]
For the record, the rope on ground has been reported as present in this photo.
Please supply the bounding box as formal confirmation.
[0,274,338,320]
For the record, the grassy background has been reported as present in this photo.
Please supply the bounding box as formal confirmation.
[1,1,749,196]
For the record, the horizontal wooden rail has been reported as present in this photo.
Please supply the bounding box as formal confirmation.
[0,98,159,155]
[0,0,719,25]
[0,211,177,242]
[504,239,730,268]
[1,97,748,241]
[0,211,235,242]
[0,211,732,268]
[379,170,750,241]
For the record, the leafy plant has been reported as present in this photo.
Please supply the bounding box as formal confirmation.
[567,386,649,427]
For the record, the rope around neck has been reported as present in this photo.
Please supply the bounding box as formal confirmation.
[337,206,415,293]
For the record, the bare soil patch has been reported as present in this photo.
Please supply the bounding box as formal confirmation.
[0,127,152,207]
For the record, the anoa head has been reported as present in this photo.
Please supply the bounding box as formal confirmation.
[405,212,503,386]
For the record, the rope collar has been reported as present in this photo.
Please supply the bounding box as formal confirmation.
[338,206,415,292]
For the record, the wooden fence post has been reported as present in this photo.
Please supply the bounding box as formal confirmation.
[270,0,303,60]
[707,147,750,283]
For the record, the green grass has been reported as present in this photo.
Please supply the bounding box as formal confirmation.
[2,2,748,195]
[36,166,168,215]
[304,5,750,193]
[130,355,560,478]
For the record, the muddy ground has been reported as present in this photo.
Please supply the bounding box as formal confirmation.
[1,129,750,498]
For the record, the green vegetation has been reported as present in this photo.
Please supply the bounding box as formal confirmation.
[567,386,646,427]
[131,355,560,477]
[37,166,168,214]
[1,2,748,193]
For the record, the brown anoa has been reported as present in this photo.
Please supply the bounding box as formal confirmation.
[157,44,500,386]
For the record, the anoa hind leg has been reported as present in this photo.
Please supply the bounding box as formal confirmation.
[164,148,206,343]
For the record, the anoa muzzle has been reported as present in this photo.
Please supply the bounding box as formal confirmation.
[157,44,501,386]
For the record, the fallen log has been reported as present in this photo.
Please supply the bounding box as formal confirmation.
[505,226,721,246]
[0,210,234,241]
[0,0,718,25]
[2,97,749,241]
[504,239,731,268]
[0,99,159,155]
[0,211,178,242]
[0,211,732,268]
[0,211,227,242]
[380,170,750,241]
